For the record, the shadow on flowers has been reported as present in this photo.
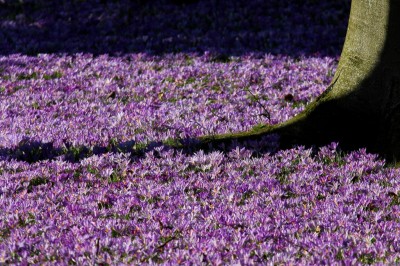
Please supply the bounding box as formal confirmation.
[0,135,280,163]
[0,0,349,57]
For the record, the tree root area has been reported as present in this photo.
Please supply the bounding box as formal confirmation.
[193,99,398,165]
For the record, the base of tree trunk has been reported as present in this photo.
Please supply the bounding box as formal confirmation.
[194,71,400,166]
[192,64,400,164]
[195,0,400,166]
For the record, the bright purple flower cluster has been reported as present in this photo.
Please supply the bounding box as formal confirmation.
[1,53,399,265]
[0,53,335,149]
[1,142,399,264]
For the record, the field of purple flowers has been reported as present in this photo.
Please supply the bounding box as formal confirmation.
[1,0,400,264]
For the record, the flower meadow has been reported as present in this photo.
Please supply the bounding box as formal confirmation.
[1,0,400,265]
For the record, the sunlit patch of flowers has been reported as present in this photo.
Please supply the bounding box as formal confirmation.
[1,143,400,264]
[0,53,336,148]
[0,53,399,264]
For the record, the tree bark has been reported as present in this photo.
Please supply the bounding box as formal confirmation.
[196,0,400,163]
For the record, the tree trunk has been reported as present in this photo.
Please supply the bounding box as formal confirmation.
[197,0,400,163]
